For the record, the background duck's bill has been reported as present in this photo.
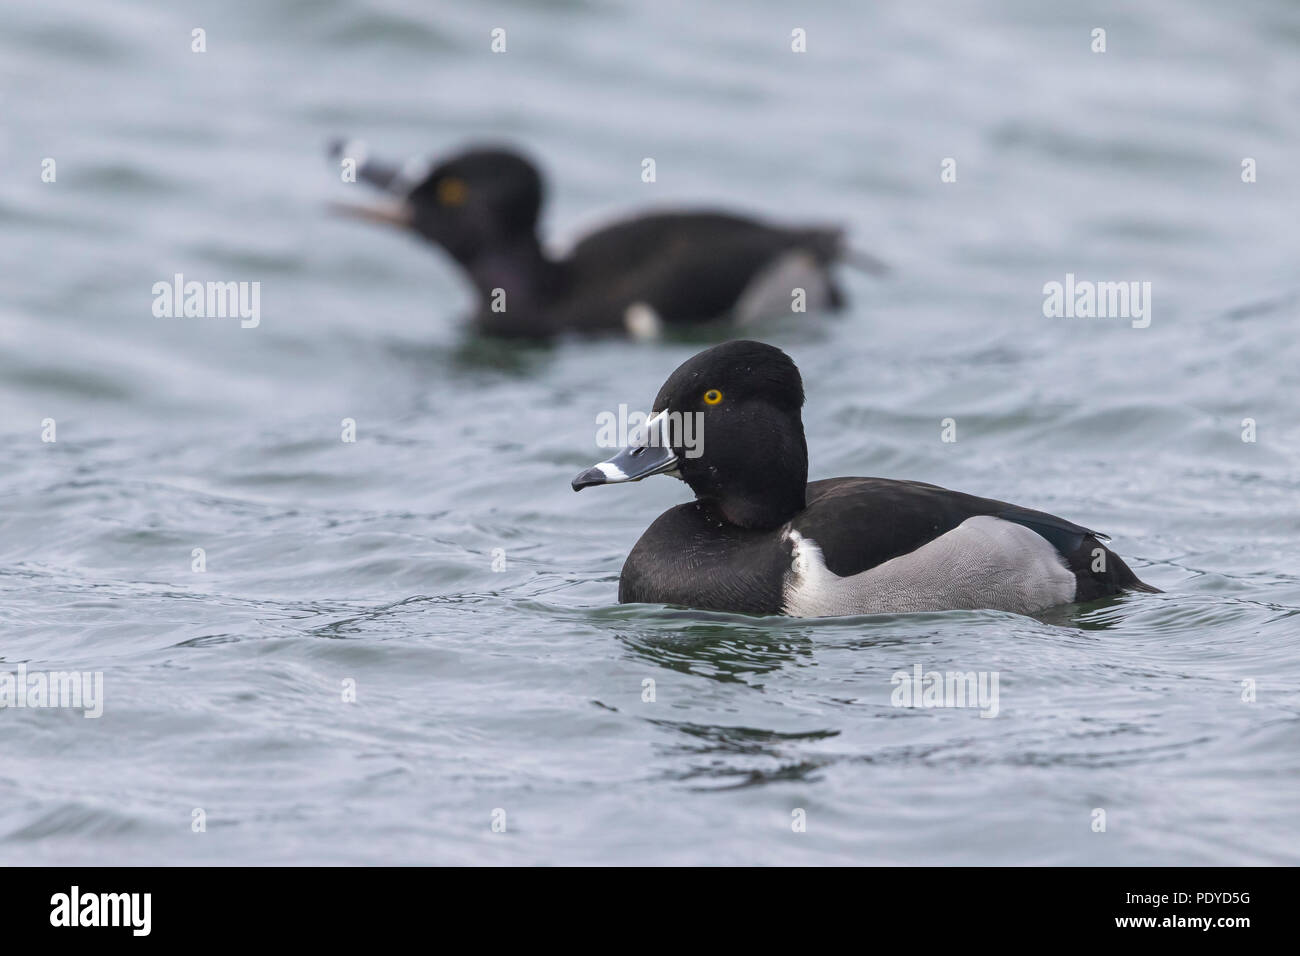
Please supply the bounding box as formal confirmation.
[327,199,414,229]
[572,441,677,490]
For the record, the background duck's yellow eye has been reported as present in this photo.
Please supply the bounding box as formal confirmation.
[703,388,723,406]
[437,177,467,207]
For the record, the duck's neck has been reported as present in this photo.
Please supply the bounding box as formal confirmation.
[711,474,807,530]
[464,234,567,314]
[692,417,809,531]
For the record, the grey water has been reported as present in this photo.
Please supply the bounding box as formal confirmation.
[2,0,1298,865]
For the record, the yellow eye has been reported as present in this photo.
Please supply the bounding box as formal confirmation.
[437,177,467,207]
[703,388,723,406]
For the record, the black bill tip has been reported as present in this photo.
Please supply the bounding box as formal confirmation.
[571,467,607,492]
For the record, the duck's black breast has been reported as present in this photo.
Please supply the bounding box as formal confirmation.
[557,211,844,330]
[618,499,791,614]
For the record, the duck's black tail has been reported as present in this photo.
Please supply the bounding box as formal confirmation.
[999,506,1160,600]
[1125,577,1163,594]
[799,228,889,278]
[826,227,889,276]
[842,245,890,277]
[1078,539,1162,600]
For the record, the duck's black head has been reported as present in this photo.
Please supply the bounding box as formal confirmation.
[406,149,543,263]
[328,141,545,267]
[573,340,809,530]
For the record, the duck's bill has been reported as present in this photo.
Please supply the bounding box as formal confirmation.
[326,199,414,229]
[572,412,680,491]
[571,443,678,491]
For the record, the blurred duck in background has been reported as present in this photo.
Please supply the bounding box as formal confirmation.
[328,139,885,340]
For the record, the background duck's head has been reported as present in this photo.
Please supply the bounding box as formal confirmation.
[330,141,545,267]
[574,340,809,529]
[406,148,543,263]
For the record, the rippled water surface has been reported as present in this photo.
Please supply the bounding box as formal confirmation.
[2,0,1299,864]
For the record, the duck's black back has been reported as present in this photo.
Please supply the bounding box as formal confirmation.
[556,211,845,329]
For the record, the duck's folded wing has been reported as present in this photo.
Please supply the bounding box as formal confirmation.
[796,477,1154,598]
[565,212,845,326]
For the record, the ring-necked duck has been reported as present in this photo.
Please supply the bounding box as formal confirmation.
[327,140,885,340]
[572,340,1158,616]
